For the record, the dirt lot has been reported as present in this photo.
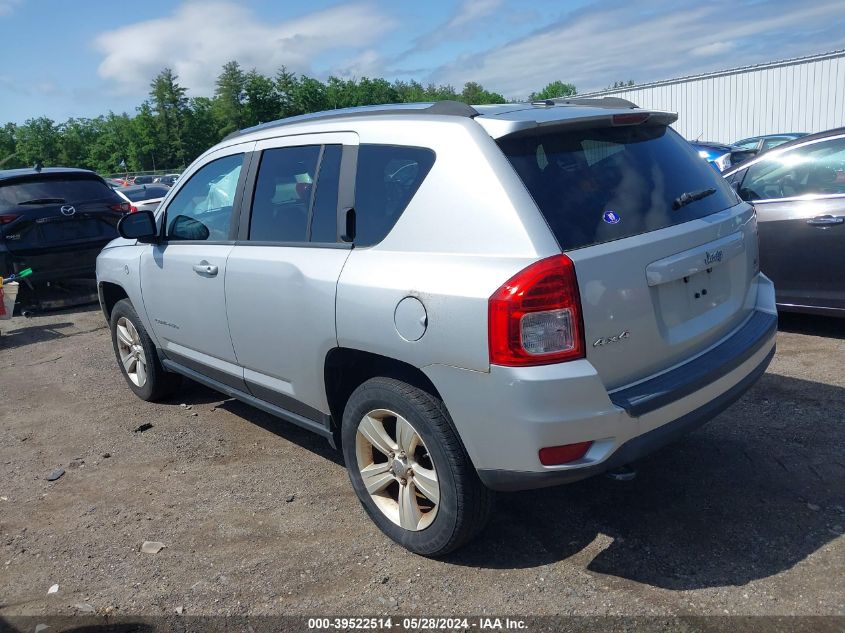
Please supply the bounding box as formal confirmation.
[0,304,843,618]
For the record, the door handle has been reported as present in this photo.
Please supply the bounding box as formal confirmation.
[806,215,844,227]
[192,262,218,276]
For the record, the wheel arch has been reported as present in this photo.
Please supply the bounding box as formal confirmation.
[324,348,444,446]
[98,281,129,321]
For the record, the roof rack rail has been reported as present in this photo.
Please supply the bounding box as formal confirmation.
[224,100,479,141]
[551,96,639,109]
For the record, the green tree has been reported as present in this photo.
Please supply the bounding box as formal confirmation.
[291,76,328,115]
[459,81,506,104]
[391,80,427,103]
[149,68,188,167]
[129,102,161,171]
[243,70,282,126]
[214,61,247,136]
[325,76,357,109]
[183,97,220,161]
[15,117,60,167]
[275,66,300,117]
[356,77,400,106]
[0,123,20,168]
[530,80,577,101]
[57,118,97,168]
[87,113,133,174]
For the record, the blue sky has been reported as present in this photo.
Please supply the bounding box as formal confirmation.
[1,0,844,124]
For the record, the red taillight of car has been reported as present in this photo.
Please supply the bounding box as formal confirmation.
[0,213,20,224]
[539,441,593,466]
[488,254,585,366]
[110,202,132,213]
[130,205,138,213]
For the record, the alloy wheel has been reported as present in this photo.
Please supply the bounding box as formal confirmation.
[115,316,148,387]
[355,408,440,531]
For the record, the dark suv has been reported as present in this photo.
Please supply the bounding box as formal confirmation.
[0,167,130,285]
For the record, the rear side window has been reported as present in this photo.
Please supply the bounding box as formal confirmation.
[354,144,435,246]
[498,126,738,251]
[0,176,117,210]
[249,145,321,242]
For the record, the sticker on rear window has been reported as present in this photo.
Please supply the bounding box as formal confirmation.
[602,210,621,224]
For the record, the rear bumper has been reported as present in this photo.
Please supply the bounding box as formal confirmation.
[477,344,774,491]
[1,243,105,282]
[424,274,778,492]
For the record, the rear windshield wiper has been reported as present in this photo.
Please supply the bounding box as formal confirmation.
[673,188,715,210]
[17,197,67,205]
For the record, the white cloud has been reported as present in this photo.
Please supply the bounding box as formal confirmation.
[432,0,845,97]
[447,0,503,29]
[0,0,21,17]
[690,41,736,57]
[94,1,395,96]
[407,0,504,55]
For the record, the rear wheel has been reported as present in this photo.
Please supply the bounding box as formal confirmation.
[110,299,181,401]
[342,377,493,556]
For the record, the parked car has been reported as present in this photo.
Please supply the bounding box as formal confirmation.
[98,100,777,555]
[115,184,171,213]
[689,140,756,172]
[0,167,130,284]
[103,177,128,189]
[131,175,155,185]
[154,174,180,186]
[733,133,808,157]
[723,126,845,317]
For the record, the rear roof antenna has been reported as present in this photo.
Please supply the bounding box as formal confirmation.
[33,161,43,172]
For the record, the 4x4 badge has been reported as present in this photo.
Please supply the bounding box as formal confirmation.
[593,330,630,347]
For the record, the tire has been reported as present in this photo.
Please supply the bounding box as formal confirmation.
[342,377,493,556]
[109,298,181,401]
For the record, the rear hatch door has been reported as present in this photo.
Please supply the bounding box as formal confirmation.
[1,173,127,256]
[495,113,758,390]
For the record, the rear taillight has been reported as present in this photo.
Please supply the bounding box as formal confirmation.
[0,213,19,224]
[110,202,132,213]
[488,254,585,366]
[130,205,138,213]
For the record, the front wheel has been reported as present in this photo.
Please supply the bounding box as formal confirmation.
[110,298,181,401]
[342,377,493,556]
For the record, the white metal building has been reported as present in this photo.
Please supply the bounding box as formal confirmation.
[577,49,845,144]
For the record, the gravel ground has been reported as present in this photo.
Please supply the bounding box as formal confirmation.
[0,305,843,618]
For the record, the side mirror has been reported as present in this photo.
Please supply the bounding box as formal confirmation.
[118,210,158,242]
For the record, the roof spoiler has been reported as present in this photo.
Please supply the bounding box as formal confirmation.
[551,96,640,109]
[483,109,679,140]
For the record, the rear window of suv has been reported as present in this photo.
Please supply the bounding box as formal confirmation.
[498,125,738,251]
[0,175,117,210]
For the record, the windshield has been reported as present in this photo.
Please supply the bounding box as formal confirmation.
[498,125,738,251]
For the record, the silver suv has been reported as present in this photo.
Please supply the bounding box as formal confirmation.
[97,99,777,555]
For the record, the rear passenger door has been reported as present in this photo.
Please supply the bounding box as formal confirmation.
[225,133,357,422]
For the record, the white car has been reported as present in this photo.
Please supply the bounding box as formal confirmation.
[115,184,171,213]
[98,99,776,555]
